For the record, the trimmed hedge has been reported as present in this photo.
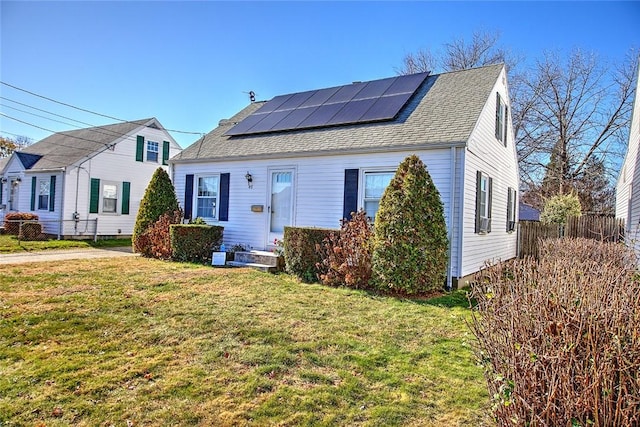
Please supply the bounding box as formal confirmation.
[19,222,42,240]
[170,224,223,264]
[284,226,335,283]
[4,212,39,235]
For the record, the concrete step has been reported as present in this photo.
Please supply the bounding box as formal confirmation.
[226,260,277,273]
[233,250,281,267]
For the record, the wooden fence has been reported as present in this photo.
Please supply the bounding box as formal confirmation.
[518,216,625,258]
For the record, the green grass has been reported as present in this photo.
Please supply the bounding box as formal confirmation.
[0,258,489,426]
[0,234,132,253]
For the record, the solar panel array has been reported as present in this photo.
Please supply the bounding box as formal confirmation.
[225,72,429,136]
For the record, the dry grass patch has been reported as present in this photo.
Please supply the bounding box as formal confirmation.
[1,257,487,426]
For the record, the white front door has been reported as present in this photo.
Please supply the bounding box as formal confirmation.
[268,168,295,245]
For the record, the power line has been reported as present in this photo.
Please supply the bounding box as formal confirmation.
[0,81,205,136]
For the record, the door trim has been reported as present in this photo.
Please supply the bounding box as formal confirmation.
[266,166,296,248]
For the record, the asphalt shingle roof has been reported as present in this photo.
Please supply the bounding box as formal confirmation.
[18,119,154,170]
[173,64,503,162]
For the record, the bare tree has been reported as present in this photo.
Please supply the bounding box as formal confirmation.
[0,135,32,158]
[516,49,637,211]
[397,29,516,75]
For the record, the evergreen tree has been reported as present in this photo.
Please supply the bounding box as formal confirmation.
[540,193,582,225]
[371,155,449,295]
[133,168,180,253]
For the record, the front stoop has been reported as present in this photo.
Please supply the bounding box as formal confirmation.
[226,250,284,273]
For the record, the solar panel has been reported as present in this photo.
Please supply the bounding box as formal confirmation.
[225,72,428,136]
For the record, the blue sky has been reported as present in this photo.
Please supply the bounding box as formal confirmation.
[1,1,639,148]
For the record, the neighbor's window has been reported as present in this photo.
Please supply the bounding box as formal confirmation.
[103,183,118,213]
[363,171,394,220]
[196,175,219,219]
[38,179,50,210]
[147,141,159,162]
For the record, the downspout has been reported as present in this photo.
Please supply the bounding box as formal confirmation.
[456,147,466,285]
[447,147,456,291]
[58,167,65,239]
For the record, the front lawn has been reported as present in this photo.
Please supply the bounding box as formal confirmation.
[0,258,488,426]
[0,235,132,253]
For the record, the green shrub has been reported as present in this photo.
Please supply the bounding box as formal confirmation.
[372,155,449,295]
[133,168,179,253]
[137,209,182,259]
[18,222,42,240]
[317,210,373,289]
[469,238,639,425]
[170,224,223,264]
[284,226,335,283]
[4,212,39,235]
[540,192,581,224]
[189,217,207,225]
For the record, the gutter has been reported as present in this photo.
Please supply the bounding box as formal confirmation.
[58,168,65,239]
[456,147,466,284]
[169,141,469,165]
[447,147,456,291]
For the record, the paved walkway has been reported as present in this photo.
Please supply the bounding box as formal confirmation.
[0,246,137,265]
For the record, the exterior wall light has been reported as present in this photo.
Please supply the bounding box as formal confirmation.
[245,172,253,189]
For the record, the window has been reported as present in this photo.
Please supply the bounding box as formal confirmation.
[507,187,517,232]
[196,175,219,219]
[37,179,50,210]
[362,171,394,220]
[495,92,508,146]
[147,141,159,162]
[102,183,118,213]
[475,171,493,234]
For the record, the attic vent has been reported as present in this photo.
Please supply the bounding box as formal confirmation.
[148,122,160,129]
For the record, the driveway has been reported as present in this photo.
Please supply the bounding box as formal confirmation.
[0,246,138,265]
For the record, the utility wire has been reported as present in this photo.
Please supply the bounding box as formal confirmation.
[0,81,205,136]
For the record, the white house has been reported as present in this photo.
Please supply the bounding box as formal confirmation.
[0,118,182,238]
[616,57,640,246]
[171,64,519,286]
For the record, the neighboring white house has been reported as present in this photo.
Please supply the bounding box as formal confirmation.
[170,64,519,286]
[616,57,640,247]
[0,118,182,238]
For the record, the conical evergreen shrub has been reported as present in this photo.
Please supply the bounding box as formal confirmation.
[133,167,180,253]
[371,155,449,294]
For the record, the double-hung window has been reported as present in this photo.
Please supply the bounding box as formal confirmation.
[362,171,394,221]
[102,183,118,213]
[196,175,219,220]
[37,179,50,210]
[475,171,493,234]
[495,92,508,146]
[147,141,159,163]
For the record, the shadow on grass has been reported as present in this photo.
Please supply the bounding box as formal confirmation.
[416,289,474,309]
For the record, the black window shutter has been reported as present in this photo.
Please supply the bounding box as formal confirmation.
[30,176,36,211]
[475,171,482,233]
[487,177,493,233]
[495,92,501,140]
[504,105,509,146]
[49,175,56,211]
[89,178,100,213]
[219,173,230,221]
[506,187,512,232]
[121,181,131,215]
[162,141,170,165]
[184,174,194,220]
[0,181,3,206]
[136,136,145,162]
[343,169,359,220]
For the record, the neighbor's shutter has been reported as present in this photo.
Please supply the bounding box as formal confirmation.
[343,169,359,220]
[184,174,194,220]
[49,175,56,212]
[30,176,36,211]
[89,178,100,213]
[475,171,482,233]
[136,136,145,162]
[0,181,3,206]
[162,141,170,165]
[121,181,131,215]
[506,187,512,232]
[487,177,493,233]
[219,173,230,221]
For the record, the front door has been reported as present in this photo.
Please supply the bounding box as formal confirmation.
[268,168,295,246]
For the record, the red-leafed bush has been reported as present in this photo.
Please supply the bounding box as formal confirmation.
[316,210,373,289]
[137,209,182,259]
